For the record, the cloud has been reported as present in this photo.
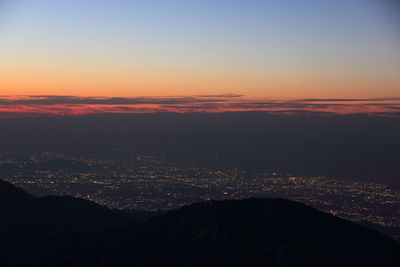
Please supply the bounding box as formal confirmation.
[195,94,244,98]
[0,95,228,106]
[0,95,400,117]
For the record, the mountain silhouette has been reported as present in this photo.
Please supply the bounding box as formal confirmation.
[0,180,398,267]
[0,180,136,263]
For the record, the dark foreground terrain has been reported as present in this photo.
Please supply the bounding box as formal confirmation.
[0,180,399,267]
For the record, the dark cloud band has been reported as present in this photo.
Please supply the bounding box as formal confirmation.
[0,95,399,117]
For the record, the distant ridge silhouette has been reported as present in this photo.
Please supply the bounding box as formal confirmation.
[0,180,398,267]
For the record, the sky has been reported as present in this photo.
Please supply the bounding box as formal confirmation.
[0,0,399,115]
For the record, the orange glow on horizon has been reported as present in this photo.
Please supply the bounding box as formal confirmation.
[0,95,399,118]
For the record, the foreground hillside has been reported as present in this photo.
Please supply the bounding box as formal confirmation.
[0,180,137,262]
[0,180,398,267]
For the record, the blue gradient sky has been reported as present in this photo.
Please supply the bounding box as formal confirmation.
[1,0,399,99]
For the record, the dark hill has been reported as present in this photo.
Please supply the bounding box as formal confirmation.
[0,179,35,204]
[0,180,136,262]
[0,180,399,267]
[101,198,400,267]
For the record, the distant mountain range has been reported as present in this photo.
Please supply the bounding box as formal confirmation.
[0,180,398,267]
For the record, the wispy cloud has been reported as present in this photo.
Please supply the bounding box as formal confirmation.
[0,95,400,117]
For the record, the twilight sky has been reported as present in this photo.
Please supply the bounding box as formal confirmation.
[0,0,399,115]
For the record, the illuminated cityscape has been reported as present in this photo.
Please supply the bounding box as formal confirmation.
[1,152,398,228]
